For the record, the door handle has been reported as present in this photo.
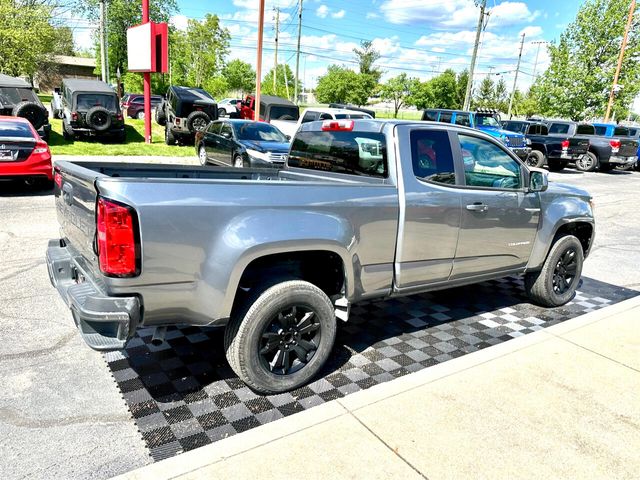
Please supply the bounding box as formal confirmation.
[466,203,488,212]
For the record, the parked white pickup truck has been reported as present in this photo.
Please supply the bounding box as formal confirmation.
[273,107,374,139]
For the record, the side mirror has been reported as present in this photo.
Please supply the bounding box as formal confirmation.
[529,168,548,192]
[285,135,291,141]
[54,87,61,94]
[222,131,231,139]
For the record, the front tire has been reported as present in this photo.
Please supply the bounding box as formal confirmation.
[136,111,145,120]
[165,127,176,145]
[224,280,337,394]
[525,235,584,307]
[234,154,246,168]
[526,150,545,168]
[575,151,598,172]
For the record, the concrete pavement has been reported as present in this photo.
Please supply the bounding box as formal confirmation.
[116,295,640,480]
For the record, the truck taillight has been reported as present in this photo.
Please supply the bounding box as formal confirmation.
[322,119,354,131]
[97,197,139,277]
[610,139,621,149]
[561,140,570,150]
[71,112,78,121]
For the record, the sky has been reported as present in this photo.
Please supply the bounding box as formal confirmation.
[70,0,590,95]
[169,0,585,93]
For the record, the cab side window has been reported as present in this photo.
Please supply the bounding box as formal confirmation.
[458,134,522,190]
[207,122,221,134]
[438,112,453,124]
[220,123,233,138]
[411,130,457,185]
[301,111,318,123]
[455,113,470,127]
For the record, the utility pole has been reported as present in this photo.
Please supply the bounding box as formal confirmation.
[255,0,265,121]
[273,7,280,91]
[507,33,525,119]
[531,41,549,78]
[294,0,303,103]
[99,0,107,83]
[605,0,636,122]
[463,0,488,111]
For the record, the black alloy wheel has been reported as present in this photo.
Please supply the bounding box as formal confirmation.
[258,306,321,376]
[552,248,578,295]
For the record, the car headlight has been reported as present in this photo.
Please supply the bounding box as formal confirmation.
[246,149,270,161]
[526,138,532,146]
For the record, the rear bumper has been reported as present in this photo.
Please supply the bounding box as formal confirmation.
[46,239,140,351]
[608,155,637,166]
[69,125,125,136]
[0,154,53,180]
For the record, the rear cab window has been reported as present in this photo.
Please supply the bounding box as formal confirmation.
[576,124,595,135]
[594,126,608,136]
[289,130,387,178]
[410,130,456,185]
[614,127,630,136]
[548,123,570,134]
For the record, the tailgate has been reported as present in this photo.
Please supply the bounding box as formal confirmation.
[568,137,589,155]
[616,138,639,157]
[54,162,100,265]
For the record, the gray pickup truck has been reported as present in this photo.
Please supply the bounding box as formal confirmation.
[47,119,595,394]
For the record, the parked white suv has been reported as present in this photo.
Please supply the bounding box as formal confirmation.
[274,107,374,139]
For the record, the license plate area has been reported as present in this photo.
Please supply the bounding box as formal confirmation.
[0,150,16,161]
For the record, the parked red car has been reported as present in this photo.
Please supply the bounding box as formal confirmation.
[0,116,53,188]
[122,94,163,119]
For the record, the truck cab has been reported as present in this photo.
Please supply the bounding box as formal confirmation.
[422,108,531,160]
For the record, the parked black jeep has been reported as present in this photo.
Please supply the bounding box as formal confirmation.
[0,74,51,140]
[59,79,125,142]
[157,86,218,145]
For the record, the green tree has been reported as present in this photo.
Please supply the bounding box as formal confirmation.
[455,69,469,108]
[78,0,177,82]
[429,69,459,109]
[380,73,414,118]
[262,64,296,99]
[494,78,509,112]
[406,80,434,110]
[474,76,495,108]
[223,59,255,94]
[0,0,58,78]
[315,65,371,105]
[353,40,382,83]
[185,14,230,88]
[537,0,640,120]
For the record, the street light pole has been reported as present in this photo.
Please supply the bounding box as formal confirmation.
[507,33,525,119]
[531,41,549,78]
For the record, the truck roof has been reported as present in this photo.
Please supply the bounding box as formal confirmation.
[301,107,373,116]
[257,95,297,107]
[0,74,32,88]
[62,79,114,93]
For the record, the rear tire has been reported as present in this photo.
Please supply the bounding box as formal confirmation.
[136,111,145,120]
[198,145,208,165]
[575,151,598,172]
[165,127,176,145]
[224,280,337,394]
[155,105,167,126]
[62,121,75,141]
[524,235,584,307]
[233,154,246,168]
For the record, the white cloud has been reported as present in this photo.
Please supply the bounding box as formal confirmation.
[488,2,539,27]
[519,26,543,38]
[316,5,329,18]
[170,14,189,31]
[366,12,380,19]
[331,9,346,19]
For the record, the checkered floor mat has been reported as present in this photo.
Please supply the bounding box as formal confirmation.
[104,276,636,461]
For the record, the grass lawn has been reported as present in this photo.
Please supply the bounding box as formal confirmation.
[375,110,423,120]
[48,118,195,157]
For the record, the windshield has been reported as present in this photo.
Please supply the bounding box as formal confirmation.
[234,122,288,142]
[503,122,527,134]
[76,93,117,111]
[475,115,500,127]
[0,121,34,138]
[0,87,38,106]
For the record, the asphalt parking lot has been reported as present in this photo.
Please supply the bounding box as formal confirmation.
[1,162,638,479]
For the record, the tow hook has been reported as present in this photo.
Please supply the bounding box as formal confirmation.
[151,326,167,346]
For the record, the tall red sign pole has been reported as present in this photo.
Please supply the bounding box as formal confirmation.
[142,0,152,143]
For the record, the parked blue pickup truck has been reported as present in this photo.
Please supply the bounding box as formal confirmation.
[593,123,640,170]
[422,108,531,159]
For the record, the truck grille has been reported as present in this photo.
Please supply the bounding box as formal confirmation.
[268,152,288,163]
[507,136,525,148]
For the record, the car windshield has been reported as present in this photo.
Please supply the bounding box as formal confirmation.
[0,121,33,138]
[503,122,527,134]
[234,122,288,142]
[76,93,117,111]
[475,115,500,127]
[0,87,38,106]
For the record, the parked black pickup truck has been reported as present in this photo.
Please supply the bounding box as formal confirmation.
[546,121,638,172]
[502,120,589,172]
